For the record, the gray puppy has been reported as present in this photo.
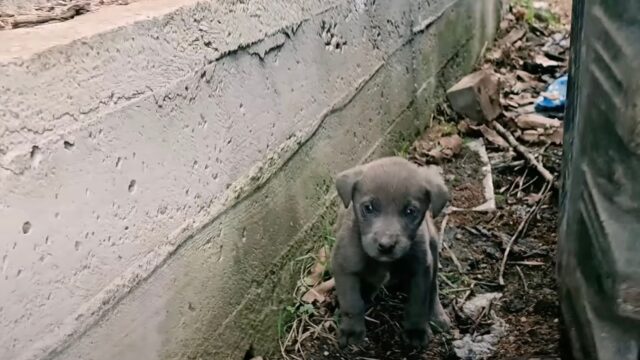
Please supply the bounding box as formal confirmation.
[330,156,451,348]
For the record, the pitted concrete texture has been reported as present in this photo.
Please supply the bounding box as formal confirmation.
[0,0,500,359]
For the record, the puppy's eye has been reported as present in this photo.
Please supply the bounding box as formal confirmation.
[404,206,418,218]
[361,203,375,215]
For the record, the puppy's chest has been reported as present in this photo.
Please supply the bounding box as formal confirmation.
[359,260,391,285]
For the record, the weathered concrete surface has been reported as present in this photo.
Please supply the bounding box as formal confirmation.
[0,0,499,359]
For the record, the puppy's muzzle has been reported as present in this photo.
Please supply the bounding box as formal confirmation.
[377,235,398,254]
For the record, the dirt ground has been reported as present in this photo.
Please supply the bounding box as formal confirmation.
[278,1,573,359]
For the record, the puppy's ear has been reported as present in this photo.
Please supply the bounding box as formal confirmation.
[420,165,450,217]
[335,166,364,208]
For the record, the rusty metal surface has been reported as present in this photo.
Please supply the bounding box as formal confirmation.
[558,1,640,359]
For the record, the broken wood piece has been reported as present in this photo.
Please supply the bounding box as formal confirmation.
[7,4,89,29]
[520,129,541,143]
[474,124,510,149]
[447,70,502,124]
[515,114,561,130]
[491,121,556,186]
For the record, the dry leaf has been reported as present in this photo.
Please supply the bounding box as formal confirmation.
[303,247,328,286]
[510,93,536,106]
[457,120,473,135]
[515,70,534,82]
[302,278,336,304]
[534,54,561,68]
[486,48,503,62]
[524,193,543,205]
[548,127,564,145]
[439,135,463,154]
[500,28,526,47]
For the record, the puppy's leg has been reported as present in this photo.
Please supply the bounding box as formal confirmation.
[403,264,432,348]
[428,245,451,332]
[334,273,366,347]
[426,213,451,331]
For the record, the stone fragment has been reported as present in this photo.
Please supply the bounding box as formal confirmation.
[447,70,502,124]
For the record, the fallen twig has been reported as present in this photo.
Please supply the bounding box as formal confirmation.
[440,215,464,274]
[498,181,552,285]
[509,260,545,266]
[491,121,556,186]
[516,265,528,291]
[442,287,473,294]
[439,273,456,288]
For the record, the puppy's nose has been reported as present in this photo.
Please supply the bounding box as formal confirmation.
[377,240,396,254]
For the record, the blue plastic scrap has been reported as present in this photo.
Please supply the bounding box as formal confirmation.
[535,74,567,113]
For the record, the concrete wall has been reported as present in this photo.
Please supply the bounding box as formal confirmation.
[0,0,500,359]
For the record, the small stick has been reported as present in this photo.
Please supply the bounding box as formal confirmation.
[442,287,473,294]
[470,300,492,333]
[440,215,464,274]
[458,281,476,306]
[510,260,545,266]
[498,181,552,285]
[439,273,456,288]
[491,121,556,186]
[516,265,528,291]
[518,175,540,194]
[364,316,380,324]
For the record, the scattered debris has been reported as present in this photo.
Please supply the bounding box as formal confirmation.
[447,70,502,124]
[499,181,553,285]
[491,121,556,185]
[524,54,562,75]
[452,314,508,359]
[462,293,503,319]
[410,124,463,164]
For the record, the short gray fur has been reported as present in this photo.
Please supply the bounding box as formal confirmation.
[330,157,451,348]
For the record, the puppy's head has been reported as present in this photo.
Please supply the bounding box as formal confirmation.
[335,157,449,262]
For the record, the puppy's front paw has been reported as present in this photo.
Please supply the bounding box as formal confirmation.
[403,326,430,348]
[338,315,365,348]
[432,301,452,332]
